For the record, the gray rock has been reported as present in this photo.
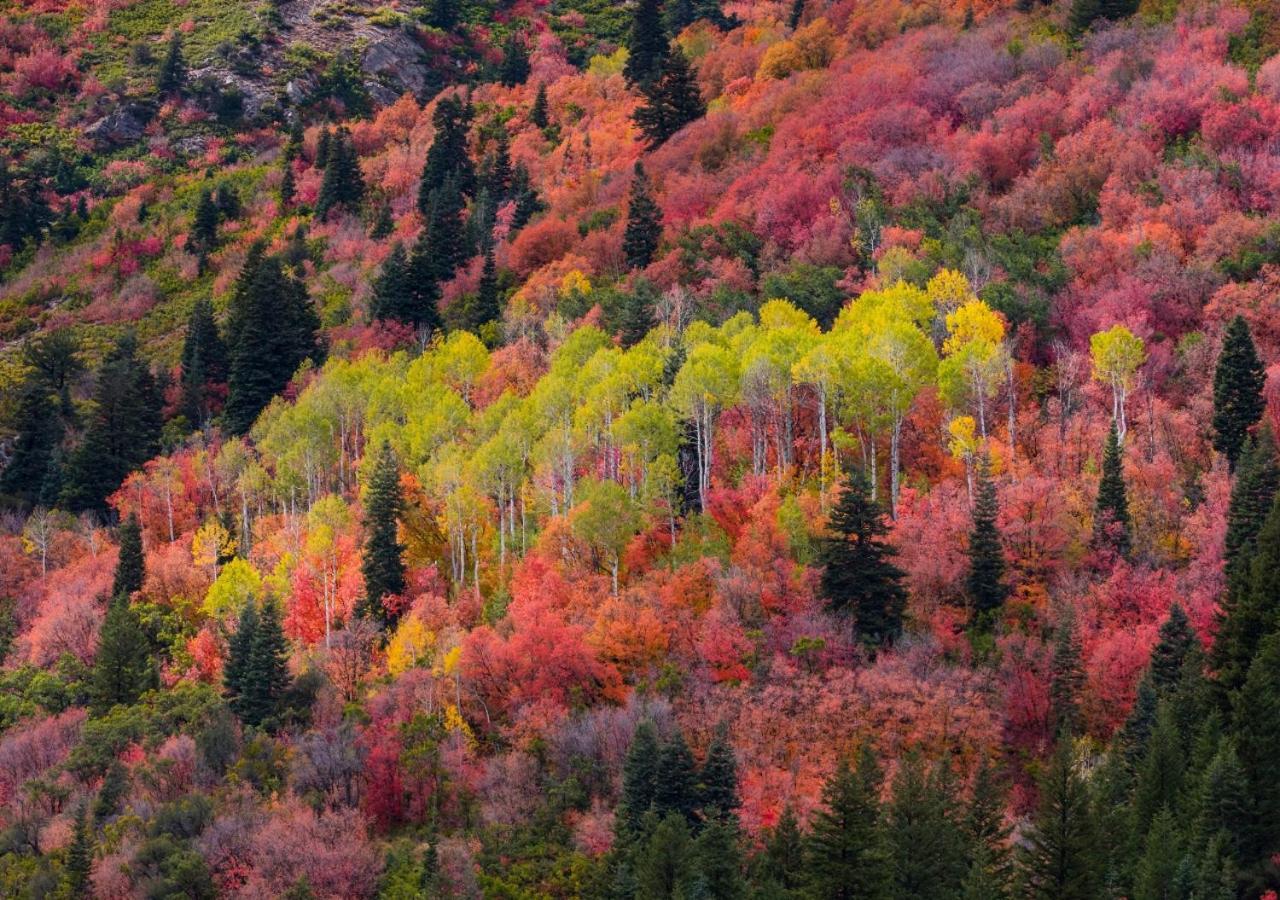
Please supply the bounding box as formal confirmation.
[361,29,430,97]
[84,104,151,148]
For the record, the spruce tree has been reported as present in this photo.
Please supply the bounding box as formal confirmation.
[407,227,444,333]
[1232,628,1280,867]
[966,457,1008,629]
[964,756,1013,898]
[280,159,296,207]
[623,162,662,270]
[1019,743,1100,900]
[418,96,475,211]
[0,381,63,504]
[805,746,892,900]
[530,83,550,130]
[1132,807,1182,900]
[361,440,406,628]
[90,596,156,714]
[654,730,699,825]
[1119,675,1159,771]
[157,32,186,95]
[624,0,669,86]
[633,48,706,146]
[1093,422,1131,556]
[369,203,393,240]
[1194,742,1250,863]
[190,187,219,254]
[698,725,740,822]
[112,513,145,599]
[369,243,416,325]
[1215,492,1280,700]
[315,129,365,220]
[762,805,806,893]
[421,174,470,281]
[240,597,289,728]
[65,803,93,897]
[60,335,162,513]
[500,33,531,86]
[692,818,747,900]
[636,813,695,897]
[1212,316,1266,471]
[1221,423,1278,582]
[617,279,657,348]
[817,468,907,647]
[224,600,258,714]
[1133,702,1185,832]
[1048,608,1085,739]
[465,243,501,334]
[315,128,333,170]
[179,297,228,426]
[94,760,129,821]
[481,131,513,202]
[884,755,967,898]
[617,721,661,841]
[1149,603,1197,695]
[224,254,320,435]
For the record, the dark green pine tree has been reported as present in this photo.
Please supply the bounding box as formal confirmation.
[500,33,531,87]
[481,131,513,202]
[1132,807,1182,900]
[418,96,475,212]
[369,243,416,325]
[464,242,502,334]
[1221,423,1278,582]
[698,725,740,822]
[691,818,747,900]
[1232,628,1280,868]
[530,82,550,130]
[635,813,695,897]
[1214,492,1280,700]
[818,467,907,648]
[1118,674,1159,771]
[884,756,968,899]
[623,162,662,270]
[224,254,321,435]
[369,203,394,240]
[421,175,470,281]
[624,0,669,87]
[90,596,156,714]
[1092,422,1131,557]
[280,159,296,208]
[761,805,806,894]
[190,187,219,254]
[240,597,289,728]
[315,129,366,220]
[156,32,186,95]
[966,457,1008,630]
[64,803,93,897]
[1132,702,1185,833]
[1048,608,1085,739]
[805,745,892,900]
[60,335,163,513]
[224,600,258,715]
[94,759,129,821]
[315,127,333,170]
[1149,603,1197,695]
[0,381,63,504]
[1194,741,1250,864]
[361,440,406,628]
[179,297,228,426]
[617,721,662,841]
[964,756,1013,899]
[509,163,544,231]
[0,158,52,251]
[633,48,707,146]
[617,279,657,348]
[406,228,444,333]
[111,513,145,599]
[1212,316,1266,472]
[654,730,699,825]
[1019,743,1100,900]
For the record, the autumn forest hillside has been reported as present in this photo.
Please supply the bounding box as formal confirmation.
[2,0,1280,895]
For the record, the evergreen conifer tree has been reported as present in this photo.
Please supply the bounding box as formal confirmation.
[617,721,661,842]
[1049,608,1085,739]
[157,32,186,95]
[1212,316,1266,471]
[65,803,93,897]
[1133,702,1185,832]
[361,440,406,627]
[654,730,699,825]
[617,279,657,348]
[418,96,475,211]
[0,381,63,504]
[762,805,806,894]
[90,596,155,714]
[112,513,145,599]
[240,597,289,728]
[315,128,333,170]
[623,162,662,269]
[369,243,416,325]
[500,33,531,86]
[636,813,695,897]
[1194,742,1250,863]
[818,467,907,647]
[1232,629,1280,867]
[1149,603,1198,695]
[805,746,892,900]
[692,818,747,900]
[94,760,129,821]
[1132,807,1182,900]
[624,0,669,86]
[1215,493,1280,700]
[964,756,1013,898]
[884,755,967,898]
[465,243,501,335]
[421,175,470,281]
[633,48,706,146]
[315,129,365,220]
[179,297,227,426]
[224,600,258,714]
[1221,423,1278,582]
[369,203,393,240]
[1093,422,1131,556]
[966,457,1008,629]
[407,228,444,334]
[190,187,219,254]
[530,83,550,129]
[698,725,740,822]
[280,159,296,207]
[1019,743,1100,900]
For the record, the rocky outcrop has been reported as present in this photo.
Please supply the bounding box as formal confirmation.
[361,28,431,98]
[84,103,153,148]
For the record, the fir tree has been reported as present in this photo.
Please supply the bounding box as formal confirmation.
[1232,629,1280,867]
[966,457,1008,629]
[1221,423,1278,582]
[224,254,320,435]
[654,730,699,825]
[698,725,740,822]
[60,335,162,513]
[818,467,907,647]
[0,158,52,251]
[0,381,63,504]
[1133,702,1185,832]
[190,187,219,253]
[509,163,544,230]
[369,203,393,239]
[240,597,289,728]
[280,159,296,208]
[692,818,747,900]
[624,0,669,86]
[1194,742,1250,863]
[1048,608,1085,739]
[406,228,444,334]
[465,242,502,334]
[617,721,661,841]
[633,48,706,146]
[1149,603,1198,695]
[623,162,662,269]
[112,513,145,599]
[1132,807,1182,900]
[418,96,475,211]
[1119,675,1159,771]
[964,756,1013,898]
[1212,316,1266,472]
[617,279,657,348]
[500,33,531,86]
[481,131,513,202]
[315,127,333,169]
[315,129,365,220]
[805,746,892,900]
[636,813,695,897]
[157,32,186,95]
[1093,422,1131,556]
[369,243,416,325]
[762,805,806,893]
[420,174,470,280]
[179,297,228,426]
[94,760,129,821]
[361,440,406,628]
[1019,743,1100,900]
[884,755,968,898]
[224,600,258,714]
[90,596,156,714]
[65,803,93,897]
[1215,492,1280,700]
[530,82,550,130]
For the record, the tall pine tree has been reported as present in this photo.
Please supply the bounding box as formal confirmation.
[1049,607,1086,739]
[1221,423,1278,583]
[624,0,669,86]
[1215,492,1280,701]
[315,129,365,219]
[64,803,93,897]
[966,457,1008,630]
[90,596,155,714]
[633,47,706,146]
[178,297,227,426]
[112,513,145,598]
[1212,316,1266,472]
[617,721,661,842]
[623,161,662,270]
[805,746,892,900]
[224,600,258,714]
[499,33,531,86]
[361,440,406,628]
[239,597,289,728]
[818,468,907,647]
[418,96,475,211]
[369,243,417,326]
[1019,743,1101,900]
[698,725,740,822]
[157,32,186,95]
[654,730,699,826]
[1093,422,1131,556]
